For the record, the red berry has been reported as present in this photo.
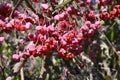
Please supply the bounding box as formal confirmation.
[28,45,37,56]
[32,0,40,3]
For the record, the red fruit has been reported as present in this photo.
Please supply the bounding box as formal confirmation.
[6,23,13,31]
[0,37,5,43]
[60,39,67,47]
[80,2,87,7]
[28,45,37,56]
[54,14,61,21]
[110,10,116,20]
[36,25,47,35]
[0,20,6,30]
[18,13,27,19]
[26,33,36,41]
[12,54,20,61]
[100,9,110,20]
[58,48,67,58]
[58,21,67,31]
[32,0,40,3]
[66,7,78,15]
[41,4,49,12]
[86,0,92,4]
[14,20,27,31]
[58,52,66,58]
[47,25,55,33]
[85,21,91,27]
[20,52,30,59]
[24,17,34,24]
[25,22,31,29]
[38,18,45,25]
[66,53,74,60]
[87,11,96,20]
[40,45,49,55]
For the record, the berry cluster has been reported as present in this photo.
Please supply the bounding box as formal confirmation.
[0,3,13,33]
[12,19,101,61]
[84,4,120,21]
[0,2,103,61]
[0,3,34,33]
[100,4,120,20]
[0,2,118,61]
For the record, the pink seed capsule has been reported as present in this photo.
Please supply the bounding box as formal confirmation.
[0,37,5,43]
[12,54,20,61]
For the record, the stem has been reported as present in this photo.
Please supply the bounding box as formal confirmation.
[25,0,36,13]
[55,0,72,9]
[9,0,23,19]
[39,57,46,78]
[109,21,117,30]
[98,22,117,54]
[49,0,55,10]
[25,0,43,18]
[0,56,5,80]
[20,67,24,80]
[0,46,5,79]
[39,55,52,79]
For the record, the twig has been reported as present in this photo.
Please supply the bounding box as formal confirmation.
[9,0,23,19]
[39,55,52,79]
[98,22,117,54]
[6,59,25,80]
[25,0,43,18]
[20,67,24,80]
[55,0,72,9]
[24,0,36,13]
[48,0,56,11]
[39,57,46,78]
